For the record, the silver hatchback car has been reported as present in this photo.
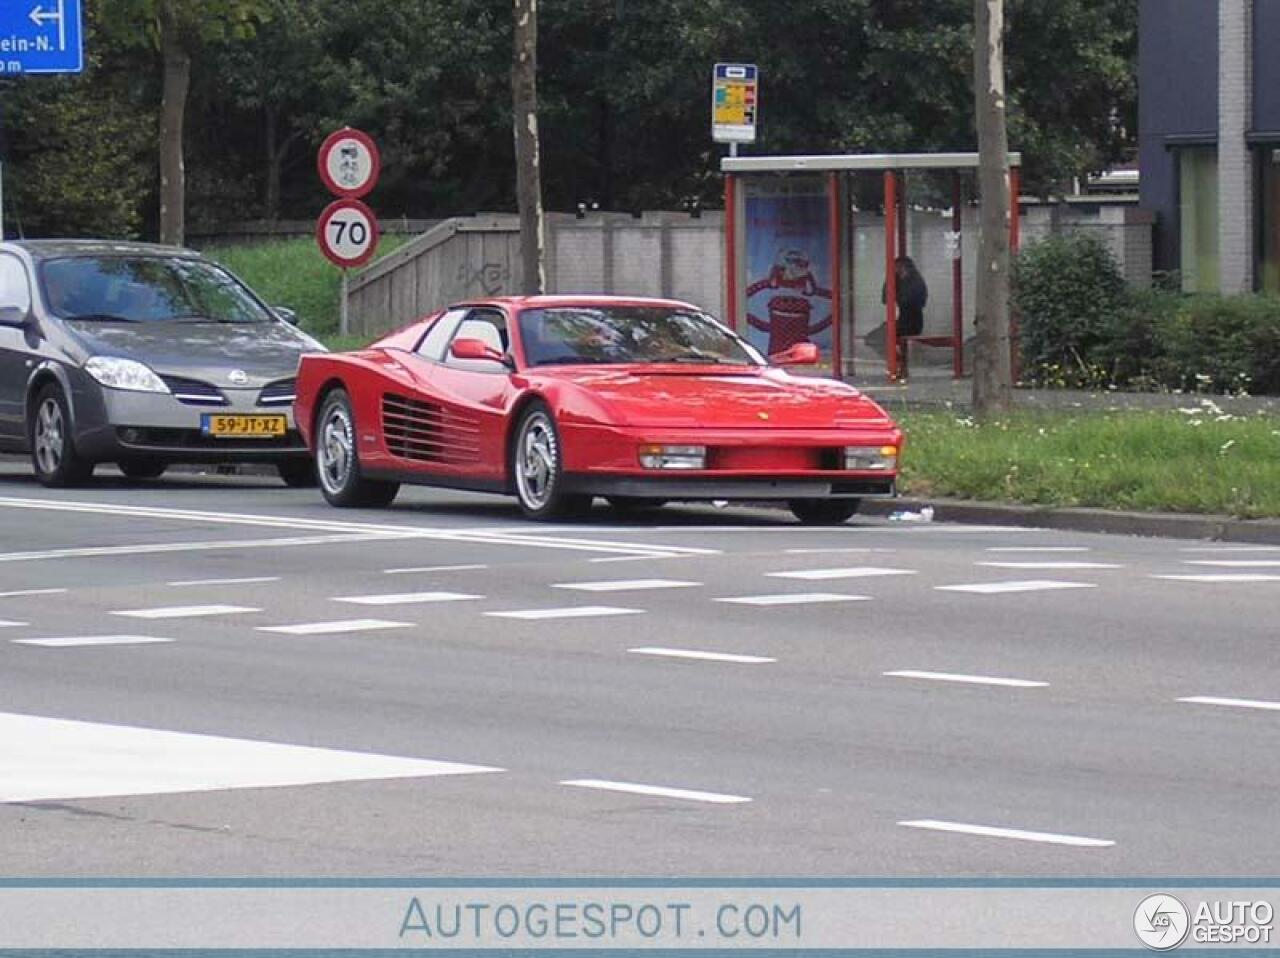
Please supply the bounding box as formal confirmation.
[0,240,325,487]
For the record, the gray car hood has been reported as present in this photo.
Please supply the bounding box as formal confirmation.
[66,319,318,386]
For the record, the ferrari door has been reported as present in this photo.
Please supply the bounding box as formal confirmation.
[404,307,515,486]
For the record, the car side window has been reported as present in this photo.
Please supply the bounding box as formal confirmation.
[445,310,509,372]
[415,308,468,362]
[0,255,31,312]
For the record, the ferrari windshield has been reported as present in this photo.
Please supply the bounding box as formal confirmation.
[518,305,763,367]
[40,256,275,324]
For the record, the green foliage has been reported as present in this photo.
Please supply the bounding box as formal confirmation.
[899,409,1280,518]
[12,0,1139,234]
[1147,295,1280,395]
[201,236,409,335]
[1014,233,1128,385]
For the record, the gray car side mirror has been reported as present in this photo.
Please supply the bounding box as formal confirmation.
[0,305,30,328]
[273,306,299,325]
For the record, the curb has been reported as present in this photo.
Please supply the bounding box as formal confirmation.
[859,497,1280,545]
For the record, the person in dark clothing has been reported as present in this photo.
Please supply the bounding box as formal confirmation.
[881,256,928,376]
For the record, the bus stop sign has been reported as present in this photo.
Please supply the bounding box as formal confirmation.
[712,63,758,143]
[0,0,84,74]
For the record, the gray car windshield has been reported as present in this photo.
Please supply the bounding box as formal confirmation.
[518,306,763,367]
[40,256,274,324]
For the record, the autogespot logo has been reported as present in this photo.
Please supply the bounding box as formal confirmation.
[1135,894,1191,950]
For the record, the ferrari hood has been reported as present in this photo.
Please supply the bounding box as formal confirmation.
[543,367,891,428]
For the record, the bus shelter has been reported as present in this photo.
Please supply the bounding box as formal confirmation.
[720,152,1022,381]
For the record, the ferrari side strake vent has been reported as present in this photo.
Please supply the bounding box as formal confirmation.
[382,393,480,464]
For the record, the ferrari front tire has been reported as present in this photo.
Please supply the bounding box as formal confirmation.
[512,401,591,521]
[789,498,860,525]
[315,389,398,508]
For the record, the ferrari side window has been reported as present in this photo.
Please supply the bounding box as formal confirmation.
[415,308,468,361]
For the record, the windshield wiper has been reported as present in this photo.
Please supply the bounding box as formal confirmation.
[533,356,611,366]
[63,313,141,323]
[652,352,736,364]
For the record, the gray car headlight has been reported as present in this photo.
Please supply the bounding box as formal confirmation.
[84,357,170,393]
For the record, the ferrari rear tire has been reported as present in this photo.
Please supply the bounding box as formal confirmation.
[315,389,399,508]
[512,401,591,521]
[30,383,94,487]
[118,458,167,480]
[789,498,860,525]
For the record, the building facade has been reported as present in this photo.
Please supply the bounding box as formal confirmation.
[1140,0,1280,293]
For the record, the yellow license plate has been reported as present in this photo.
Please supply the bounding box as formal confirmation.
[201,414,287,438]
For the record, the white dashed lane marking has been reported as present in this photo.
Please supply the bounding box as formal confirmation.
[332,592,482,606]
[383,564,489,575]
[13,636,175,648]
[0,711,502,803]
[111,605,261,620]
[766,566,917,581]
[898,819,1114,848]
[1182,559,1280,568]
[984,546,1091,553]
[485,607,644,621]
[561,779,752,805]
[552,579,701,592]
[168,576,281,587]
[629,647,776,664]
[1178,696,1280,713]
[977,561,1122,570]
[884,670,1048,689]
[1180,545,1280,553]
[715,593,870,606]
[0,588,68,598]
[0,620,27,628]
[936,580,1098,595]
[257,619,414,635]
[1152,574,1280,583]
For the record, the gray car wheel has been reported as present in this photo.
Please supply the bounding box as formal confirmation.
[30,384,93,487]
[316,389,398,508]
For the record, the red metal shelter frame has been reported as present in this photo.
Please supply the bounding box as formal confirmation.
[722,152,1023,382]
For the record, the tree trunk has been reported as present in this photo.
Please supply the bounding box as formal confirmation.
[512,0,545,294]
[971,0,1013,415]
[158,0,189,247]
[264,104,281,222]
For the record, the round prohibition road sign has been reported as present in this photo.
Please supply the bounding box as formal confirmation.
[317,127,381,198]
[315,198,380,269]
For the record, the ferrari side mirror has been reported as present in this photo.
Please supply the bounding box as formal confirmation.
[769,342,819,366]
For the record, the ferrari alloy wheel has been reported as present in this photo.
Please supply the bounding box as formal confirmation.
[118,458,167,480]
[512,402,590,520]
[788,498,860,525]
[316,389,398,508]
[30,384,93,487]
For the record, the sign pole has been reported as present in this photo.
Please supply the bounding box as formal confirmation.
[339,269,349,337]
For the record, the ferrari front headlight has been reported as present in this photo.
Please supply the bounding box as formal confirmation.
[844,444,898,471]
[639,444,706,470]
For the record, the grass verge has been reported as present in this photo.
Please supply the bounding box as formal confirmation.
[898,404,1280,518]
[202,235,408,339]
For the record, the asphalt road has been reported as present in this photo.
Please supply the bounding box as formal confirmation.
[1,457,1278,877]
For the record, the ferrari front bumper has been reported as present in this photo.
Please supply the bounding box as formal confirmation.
[561,474,896,501]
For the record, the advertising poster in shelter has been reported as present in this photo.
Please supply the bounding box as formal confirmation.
[742,177,833,364]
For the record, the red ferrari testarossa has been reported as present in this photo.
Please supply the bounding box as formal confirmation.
[294,296,903,522]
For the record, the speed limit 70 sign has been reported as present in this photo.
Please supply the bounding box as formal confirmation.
[315,198,379,269]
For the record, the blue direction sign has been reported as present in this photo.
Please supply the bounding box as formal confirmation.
[0,0,83,75]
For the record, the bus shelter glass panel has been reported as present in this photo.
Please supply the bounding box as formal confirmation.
[741,177,835,370]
